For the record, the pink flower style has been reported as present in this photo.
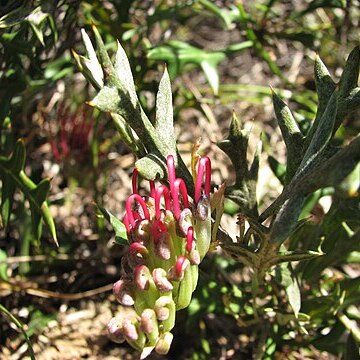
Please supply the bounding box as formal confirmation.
[108,155,212,358]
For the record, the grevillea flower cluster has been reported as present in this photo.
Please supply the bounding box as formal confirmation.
[107,155,212,358]
[49,103,94,163]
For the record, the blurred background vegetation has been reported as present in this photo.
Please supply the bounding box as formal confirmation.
[0,0,360,359]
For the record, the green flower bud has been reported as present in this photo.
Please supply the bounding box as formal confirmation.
[155,332,174,355]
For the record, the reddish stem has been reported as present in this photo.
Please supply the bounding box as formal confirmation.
[175,256,187,277]
[152,219,167,242]
[186,227,194,252]
[172,178,190,220]
[154,185,171,219]
[195,156,211,203]
[149,180,155,197]
[167,155,176,192]
[132,169,139,194]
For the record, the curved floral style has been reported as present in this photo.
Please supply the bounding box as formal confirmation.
[107,155,212,358]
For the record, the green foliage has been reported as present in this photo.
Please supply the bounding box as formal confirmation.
[1,1,360,359]
[147,40,252,95]
[0,139,57,245]
[77,20,360,358]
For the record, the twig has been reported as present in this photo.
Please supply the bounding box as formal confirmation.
[0,282,113,300]
[0,304,36,360]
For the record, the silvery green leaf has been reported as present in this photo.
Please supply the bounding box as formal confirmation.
[79,54,103,90]
[314,55,336,121]
[111,113,145,156]
[275,263,301,317]
[305,55,336,148]
[272,250,324,264]
[337,87,360,122]
[272,90,304,182]
[81,29,103,88]
[89,86,120,113]
[92,24,114,75]
[338,46,360,97]
[114,40,138,106]
[155,67,176,152]
[270,193,305,244]
[135,153,166,181]
[297,91,337,178]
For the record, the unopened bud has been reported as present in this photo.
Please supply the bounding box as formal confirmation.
[154,233,171,260]
[129,242,149,257]
[178,208,193,235]
[153,268,173,292]
[154,296,173,321]
[195,194,210,221]
[134,219,151,241]
[188,248,200,265]
[155,306,169,321]
[107,317,125,343]
[123,319,138,341]
[155,331,174,355]
[113,280,135,306]
[140,309,157,334]
[168,256,189,281]
[134,265,151,291]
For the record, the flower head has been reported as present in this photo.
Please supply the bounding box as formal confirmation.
[108,154,212,358]
[49,102,94,163]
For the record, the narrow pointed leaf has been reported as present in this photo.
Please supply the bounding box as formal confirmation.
[338,46,360,97]
[298,91,337,177]
[337,87,360,125]
[0,5,33,28]
[31,178,51,205]
[41,203,58,246]
[249,141,261,181]
[0,249,8,281]
[89,86,120,113]
[273,250,323,264]
[114,40,138,106]
[0,174,16,228]
[29,202,43,242]
[275,263,301,317]
[10,139,26,173]
[305,55,336,147]
[314,55,336,121]
[0,142,58,245]
[270,193,305,244]
[79,55,103,90]
[91,24,113,71]
[272,90,304,181]
[155,67,176,152]
[97,205,128,245]
[200,60,220,95]
[81,28,103,88]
